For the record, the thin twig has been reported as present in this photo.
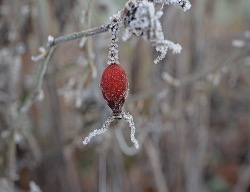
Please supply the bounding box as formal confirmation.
[51,24,110,47]
[20,47,55,113]
[145,138,169,192]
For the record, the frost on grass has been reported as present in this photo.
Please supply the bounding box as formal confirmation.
[82,112,139,149]
[121,0,188,64]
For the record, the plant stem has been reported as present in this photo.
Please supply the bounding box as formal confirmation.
[52,24,110,47]
[20,47,55,113]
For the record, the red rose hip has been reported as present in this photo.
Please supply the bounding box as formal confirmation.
[100,64,129,115]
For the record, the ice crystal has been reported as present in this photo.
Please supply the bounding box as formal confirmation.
[82,112,139,149]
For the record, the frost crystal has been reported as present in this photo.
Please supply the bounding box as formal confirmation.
[82,112,139,149]
[122,112,139,149]
[107,12,122,65]
[121,0,184,64]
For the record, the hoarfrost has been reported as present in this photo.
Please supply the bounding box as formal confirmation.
[122,112,139,149]
[107,11,122,65]
[82,116,115,145]
[153,0,191,11]
[82,112,139,149]
[122,0,184,64]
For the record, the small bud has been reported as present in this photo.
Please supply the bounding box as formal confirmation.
[47,35,55,46]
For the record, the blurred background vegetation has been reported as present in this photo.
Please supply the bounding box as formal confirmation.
[0,0,250,191]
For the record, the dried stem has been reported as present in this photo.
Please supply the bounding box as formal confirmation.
[25,23,111,113]
[83,112,139,149]
[20,47,55,113]
[145,138,169,192]
[51,24,110,47]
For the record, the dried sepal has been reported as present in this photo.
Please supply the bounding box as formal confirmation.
[82,112,139,149]
[121,0,183,64]
[122,112,139,149]
[82,116,115,145]
[153,40,182,64]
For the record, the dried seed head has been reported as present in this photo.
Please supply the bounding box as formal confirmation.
[100,64,129,115]
[120,0,190,64]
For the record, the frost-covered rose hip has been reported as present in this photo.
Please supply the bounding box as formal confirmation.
[100,64,128,115]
